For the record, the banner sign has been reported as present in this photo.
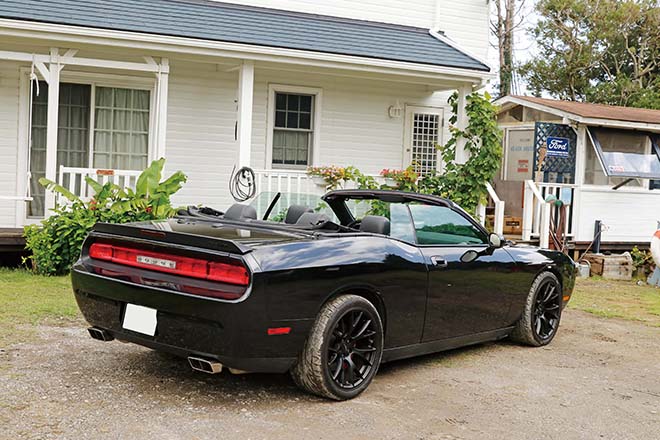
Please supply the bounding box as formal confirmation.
[546,137,570,158]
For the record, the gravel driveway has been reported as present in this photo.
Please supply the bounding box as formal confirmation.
[1,309,659,440]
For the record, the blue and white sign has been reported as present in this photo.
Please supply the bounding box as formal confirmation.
[546,136,570,158]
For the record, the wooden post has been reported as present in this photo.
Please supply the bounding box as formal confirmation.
[454,84,471,164]
[237,60,254,167]
[155,58,169,161]
[44,48,61,217]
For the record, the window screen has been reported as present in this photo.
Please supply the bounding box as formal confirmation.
[586,128,660,187]
[272,92,313,167]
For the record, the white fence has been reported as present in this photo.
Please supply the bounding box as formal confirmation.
[522,180,577,248]
[57,166,142,201]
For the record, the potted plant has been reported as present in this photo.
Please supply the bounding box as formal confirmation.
[307,166,356,190]
[380,168,418,189]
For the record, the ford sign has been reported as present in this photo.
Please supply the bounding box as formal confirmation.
[546,137,570,158]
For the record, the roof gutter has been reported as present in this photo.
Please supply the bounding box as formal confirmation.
[0,18,492,84]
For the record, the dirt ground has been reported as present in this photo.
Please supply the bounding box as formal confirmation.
[1,309,659,440]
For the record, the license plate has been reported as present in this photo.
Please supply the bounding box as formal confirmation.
[122,304,157,336]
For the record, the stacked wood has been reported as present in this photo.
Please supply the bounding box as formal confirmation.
[582,253,633,281]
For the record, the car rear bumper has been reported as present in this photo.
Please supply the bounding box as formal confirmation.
[72,263,306,373]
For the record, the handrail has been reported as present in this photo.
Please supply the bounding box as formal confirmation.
[485,182,505,236]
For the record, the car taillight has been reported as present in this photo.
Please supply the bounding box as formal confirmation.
[88,242,249,286]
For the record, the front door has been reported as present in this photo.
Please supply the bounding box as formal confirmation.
[403,106,443,175]
[406,204,517,342]
[28,81,91,218]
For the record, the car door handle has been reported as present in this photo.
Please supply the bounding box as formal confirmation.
[430,256,448,268]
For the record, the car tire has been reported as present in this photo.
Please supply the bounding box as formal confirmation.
[510,271,563,347]
[290,294,384,400]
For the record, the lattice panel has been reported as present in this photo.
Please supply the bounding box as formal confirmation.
[533,122,577,184]
[411,113,440,175]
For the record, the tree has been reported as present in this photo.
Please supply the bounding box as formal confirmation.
[520,0,660,108]
[491,0,527,97]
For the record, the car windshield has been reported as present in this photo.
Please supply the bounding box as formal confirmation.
[250,192,337,222]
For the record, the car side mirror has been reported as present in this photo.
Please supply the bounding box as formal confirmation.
[460,249,479,263]
[488,232,503,248]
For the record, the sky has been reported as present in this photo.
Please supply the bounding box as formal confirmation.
[487,0,539,95]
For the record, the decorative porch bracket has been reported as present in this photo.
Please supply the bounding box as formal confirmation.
[0,47,169,217]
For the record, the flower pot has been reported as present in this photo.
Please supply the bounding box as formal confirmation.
[311,176,327,187]
[383,178,397,187]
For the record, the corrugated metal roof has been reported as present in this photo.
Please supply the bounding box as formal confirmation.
[511,96,660,125]
[0,0,490,72]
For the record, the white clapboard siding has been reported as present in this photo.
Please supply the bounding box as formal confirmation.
[0,62,20,227]
[574,187,660,242]
[251,68,449,175]
[215,0,489,59]
[165,60,240,211]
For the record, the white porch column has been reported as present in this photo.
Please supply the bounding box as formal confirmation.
[155,58,169,160]
[44,48,61,217]
[237,60,254,167]
[454,84,472,164]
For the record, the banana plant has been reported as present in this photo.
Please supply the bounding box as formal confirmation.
[39,158,187,218]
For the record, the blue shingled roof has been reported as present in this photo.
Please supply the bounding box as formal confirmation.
[0,0,490,72]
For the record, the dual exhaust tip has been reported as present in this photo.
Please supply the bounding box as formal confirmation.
[188,356,223,374]
[88,327,114,342]
[88,327,240,375]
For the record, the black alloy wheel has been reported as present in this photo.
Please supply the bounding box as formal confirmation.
[533,278,561,341]
[510,271,563,347]
[327,310,378,390]
[290,295,384,400]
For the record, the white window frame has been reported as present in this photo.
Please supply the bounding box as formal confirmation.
[583,126,657,192]
[265,84,322,169]
[403,105,444,174]
[17,69,156,223]
[501,124,535,180]
[59,71,157,169]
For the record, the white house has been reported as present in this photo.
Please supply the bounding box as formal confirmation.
[493,95,660,252]
[0,0,493,235]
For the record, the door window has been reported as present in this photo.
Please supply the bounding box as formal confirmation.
[410,112,441,175]
[28,82,91,217]
[408,205,486,245]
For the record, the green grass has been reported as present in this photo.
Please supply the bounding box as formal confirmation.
[0,268,80,347]
[569,277,660,327]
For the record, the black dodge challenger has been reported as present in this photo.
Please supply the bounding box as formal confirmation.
[72,190,577,400]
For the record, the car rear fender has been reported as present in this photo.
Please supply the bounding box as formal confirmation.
[320,284,387,335]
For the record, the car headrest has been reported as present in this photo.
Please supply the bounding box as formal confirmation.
[284,205,314,224]
[360,215,391,235]
[295,212,331,228]
[224,203,257,221]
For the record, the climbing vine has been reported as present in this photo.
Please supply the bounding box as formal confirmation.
[305,91,501,216]
[418,91,502,214]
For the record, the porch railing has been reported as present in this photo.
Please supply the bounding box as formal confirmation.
[522,180,577,248]
[57,166,142,202]
[485,182,505,236]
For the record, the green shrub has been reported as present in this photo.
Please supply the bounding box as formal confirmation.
[24,159,187,275]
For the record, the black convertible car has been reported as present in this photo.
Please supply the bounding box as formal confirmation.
[72,190,576,400]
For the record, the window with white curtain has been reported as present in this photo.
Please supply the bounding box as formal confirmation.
[272,92,314,167]
[28,82,91,217]
[27,81,151,217]
[93,87,150,170]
